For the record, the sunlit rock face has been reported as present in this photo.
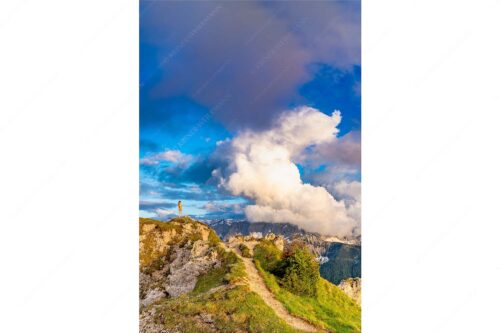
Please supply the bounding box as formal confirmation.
[139,217,221,307]
[338,277,361,304]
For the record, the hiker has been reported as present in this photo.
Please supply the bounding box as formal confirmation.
[177,200,183,216]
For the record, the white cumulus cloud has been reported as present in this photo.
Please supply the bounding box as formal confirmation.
[213,106,360,238]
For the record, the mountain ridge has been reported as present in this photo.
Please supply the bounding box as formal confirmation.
[206,219,361,286]
[139,217,361,333]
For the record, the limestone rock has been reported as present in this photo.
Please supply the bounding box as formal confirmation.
[165,241,219,297]
[338,277,361,305]
[140,218,222,303]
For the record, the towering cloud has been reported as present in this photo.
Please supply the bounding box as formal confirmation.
[213,107,360,238]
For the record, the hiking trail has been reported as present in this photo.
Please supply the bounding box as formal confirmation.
[229,241,321,333]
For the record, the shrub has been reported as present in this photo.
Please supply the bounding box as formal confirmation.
[253,240,282,272]
[275,244,320,297]
[239,244,252,258]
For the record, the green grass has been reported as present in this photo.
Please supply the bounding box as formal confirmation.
[153,285,305,333]
[139,216,215,234]
[139,217,184,235]
[208,229,222,247]
[150,244,304,333]
[220,248,246,285]
[193,247,246,295]
[256,261,361,333]
[192,266,226,295]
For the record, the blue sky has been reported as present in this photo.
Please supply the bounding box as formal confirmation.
[140,1,361,223]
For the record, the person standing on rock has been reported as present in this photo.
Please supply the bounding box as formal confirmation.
[177,200,183,217]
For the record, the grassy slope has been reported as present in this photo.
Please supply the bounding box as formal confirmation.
[192,248,246,295]
[155,285,304,333]
[257,262,361,333]
[149,251,304,332]
[141,217,305,332]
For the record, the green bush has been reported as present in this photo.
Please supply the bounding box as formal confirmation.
[253,240,282,272]
[274,244,320,297]
[239,243,252,258]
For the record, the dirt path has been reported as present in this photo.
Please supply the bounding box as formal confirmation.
[229,242,321,333]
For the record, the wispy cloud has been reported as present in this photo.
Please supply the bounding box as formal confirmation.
[140,149,192,166]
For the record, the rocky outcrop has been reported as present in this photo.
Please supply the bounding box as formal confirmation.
[165,241,220,297]
[139,307,167,333]
[264,233,285,252]
[139,217,222,308]
[228,232,285,253]
[338,277,361,304]
[292,233,330,256]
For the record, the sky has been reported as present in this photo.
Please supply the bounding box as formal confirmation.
[140,0,361,237]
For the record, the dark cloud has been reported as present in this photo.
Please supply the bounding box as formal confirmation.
[140,0,360,131]
[263,1,361,67]
[316,130,361,166]
[296,130,361,169]
[300,130,361,189]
